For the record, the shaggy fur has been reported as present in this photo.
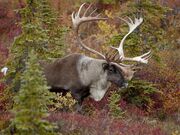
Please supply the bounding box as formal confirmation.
[40,53,128,106]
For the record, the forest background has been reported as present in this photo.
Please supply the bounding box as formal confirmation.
[0,0,179,135]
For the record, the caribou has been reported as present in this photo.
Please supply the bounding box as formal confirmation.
[40,3,151,109]
[1,3,151,110]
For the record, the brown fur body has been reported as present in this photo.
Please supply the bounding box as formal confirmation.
[40,53,128,108]
[41,54,82,90]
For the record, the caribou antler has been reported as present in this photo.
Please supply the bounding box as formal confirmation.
[111,17,152,64]
[72,4,151,66]
[72,3,108,59]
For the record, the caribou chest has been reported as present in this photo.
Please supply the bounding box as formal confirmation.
[77,56,110,101]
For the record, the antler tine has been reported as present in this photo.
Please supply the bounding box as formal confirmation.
[105,48,113,61]
[105,50,113,62]
[77,3,86,17]
[110,16,152,64]
[123,50,152,64]
[89,8,97,16]
[96,13,102,17]
[72,3,108,59]
[83,3,93,16]
[72,3,108,29]
[120,16,143,34]
[111,51,122,63]
[105,47,123,63]
[140,50,151,58]
[127,16,134,24]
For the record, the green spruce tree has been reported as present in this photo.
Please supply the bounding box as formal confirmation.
[120,79,159,111]
[108,91,125,119]
[11,50,56,135]
[39,0,68,58]
[0,0,59,134]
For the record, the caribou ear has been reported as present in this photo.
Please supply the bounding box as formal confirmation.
[102,63,109,71]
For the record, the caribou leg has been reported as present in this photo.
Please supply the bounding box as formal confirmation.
[71,87,90,113]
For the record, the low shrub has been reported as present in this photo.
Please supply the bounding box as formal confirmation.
[120,79,160,112]
[136,50,179,116]
[48,112,166,135]
[50,92,76,112]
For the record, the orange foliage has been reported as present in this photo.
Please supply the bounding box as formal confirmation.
[163,90,180,114]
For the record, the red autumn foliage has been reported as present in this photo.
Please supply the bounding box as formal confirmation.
[48,112,166,135]
[0,0,21,67]
[135,50,179,115]
[0,73,8,112]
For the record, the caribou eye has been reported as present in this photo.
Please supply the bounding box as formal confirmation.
[109,66,115,73]
[109,68,113,73]
[102,63,109,71]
